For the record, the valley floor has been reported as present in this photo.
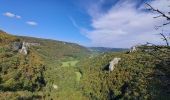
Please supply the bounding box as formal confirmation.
[43,58,87,100]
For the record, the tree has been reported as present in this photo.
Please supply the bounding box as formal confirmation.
[146,3,170,46]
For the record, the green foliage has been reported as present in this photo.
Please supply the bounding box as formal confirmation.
[0,31,18,45]
[61,60,79,67]
[18,36,90,60]
[79,50,170,100]
[0,32,46,99]
[1,30,170,100]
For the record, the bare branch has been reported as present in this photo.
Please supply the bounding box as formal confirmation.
[153,15,162,18]
[163,21,170,26]
[146,3,170,20]
[160,33,169,46]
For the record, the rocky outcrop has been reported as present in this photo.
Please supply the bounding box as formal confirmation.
[130,46,137,52]
[12,42,22,51]
[19,42,28,55]
[18,42,40,55]
[109,58,121,71]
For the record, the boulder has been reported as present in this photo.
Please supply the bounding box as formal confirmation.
[109,58,121,71]
[19,42,28,55]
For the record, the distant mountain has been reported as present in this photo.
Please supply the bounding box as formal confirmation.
[88,47,129,53]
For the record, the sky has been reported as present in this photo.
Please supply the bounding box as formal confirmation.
[0,0,169,48]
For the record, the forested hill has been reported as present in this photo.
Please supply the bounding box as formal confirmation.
[79,46,170,99]
[0,30,46,99]
[18,36,90,60]
[1,30,170,99]
[0,30,90,99]
[89,47,128,53]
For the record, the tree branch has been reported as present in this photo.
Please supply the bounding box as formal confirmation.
[163,21,170,26]
[160,33,169,46]
[146,3,170,20]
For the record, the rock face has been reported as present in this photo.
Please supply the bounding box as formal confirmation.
[130,46,137,52]
[109,58,121,71]
[17,42,40,55]
[12,42,22,51]
[19,42,28,55]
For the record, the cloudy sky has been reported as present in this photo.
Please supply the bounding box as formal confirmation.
[0,0,169,48]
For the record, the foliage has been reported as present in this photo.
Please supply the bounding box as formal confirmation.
[79,49,170,100]
[18,36,90,60]
[1,30,170,100]
[0,30,19,46]
[0,32,46,99]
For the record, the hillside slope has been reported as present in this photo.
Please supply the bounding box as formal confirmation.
[17,35,90,99]
[1,30,170,100]
[0,30,90,99]
[18,36,90,60]
[89,47,128,53]
[0,31,46,99]
[79,47,170,100]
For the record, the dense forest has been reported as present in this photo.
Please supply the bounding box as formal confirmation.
[79,49,170,99]
[0,31,46,99]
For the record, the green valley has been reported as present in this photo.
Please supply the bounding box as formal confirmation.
[0,30,170,100]
[0,0,170,100]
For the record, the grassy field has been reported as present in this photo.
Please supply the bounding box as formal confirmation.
[61,60,79,67]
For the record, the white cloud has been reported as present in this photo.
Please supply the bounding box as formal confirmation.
[84,0,170,48]
[3,12,21,19]
[3,12,38,27]
[16,15,21,19]
[26,21,38,26]
[3,12,15,18]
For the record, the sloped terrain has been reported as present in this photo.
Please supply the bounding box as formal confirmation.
[18,36,90,60]
[17,35,90,99]
[79,48,170,100]
[0,31,46,99]
[89,47,128,53]
[1,30,170,100]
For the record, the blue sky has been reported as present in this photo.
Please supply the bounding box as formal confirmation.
[0,0,91,45]
[0,0,169,47]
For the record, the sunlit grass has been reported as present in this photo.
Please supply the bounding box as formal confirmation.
[61,60,79,67]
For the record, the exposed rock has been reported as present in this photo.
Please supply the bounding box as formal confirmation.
[130,46,137,52]
[129,44,160,53]
[19,42,28,55]
[18,42,40,55]
[12,42,22,51]
[109,58,121,71]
